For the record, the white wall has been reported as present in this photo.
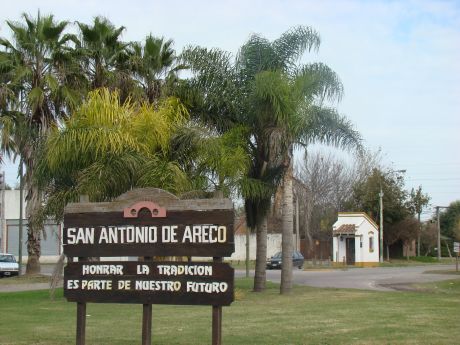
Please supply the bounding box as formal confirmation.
[229,233,284,261]
[333,236,348,262]
[4,190,26,220]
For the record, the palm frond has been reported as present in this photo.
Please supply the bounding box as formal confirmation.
[295,62,343,103]
[272,25,321,70]
[298,105,362,151]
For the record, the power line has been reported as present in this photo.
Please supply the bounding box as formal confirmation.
[406,178,460,181]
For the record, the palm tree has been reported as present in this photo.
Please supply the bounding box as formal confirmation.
[181,26,361,293]
[36,88,190,220]
[179,46,277,283]
[171,124,250,199]
[76,17,131,94]
[237,29,361,294]
[129,35,185,104]
[0,12,82,273]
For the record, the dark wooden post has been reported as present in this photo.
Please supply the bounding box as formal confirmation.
[142,256,153,345]
[212,257,223,345]
[142,304,152,345]
[76,257,87,345]
[76,301,86,345]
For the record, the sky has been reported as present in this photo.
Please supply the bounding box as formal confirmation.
[1,0,459,219]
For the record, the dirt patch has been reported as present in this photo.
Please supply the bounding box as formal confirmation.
[378,283,431,292]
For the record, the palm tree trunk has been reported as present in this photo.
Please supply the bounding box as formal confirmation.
[25,184,43,274]
[281,162,294,294]
[253,215,268,292]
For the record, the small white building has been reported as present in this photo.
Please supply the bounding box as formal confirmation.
[332,212,379,266]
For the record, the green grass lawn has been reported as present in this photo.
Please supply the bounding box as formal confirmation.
[0,274,51,286]
[1,278,459,345]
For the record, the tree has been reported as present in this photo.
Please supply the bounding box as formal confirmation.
[36,88,190,220]
[440,200,460,241]
[0,12,81,273]
[346,168,413,259]
[295,151,357,254]
[408,186,430,256]
[420,221,438,256]
[76,17,130,94]
[171,125,250,199]
[179,45,277,286]
[129,35,185,104]
[236,29,362,293]
[181,26,361,294]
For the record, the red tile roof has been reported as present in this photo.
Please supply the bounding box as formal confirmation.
[333,224,356,235]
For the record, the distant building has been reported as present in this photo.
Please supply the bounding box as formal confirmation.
[0,190,61,263]
[332,212,379,266]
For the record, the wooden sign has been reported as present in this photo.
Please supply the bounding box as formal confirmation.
[64,261,234,306]
[63,189,234,257]
[63,188,235,345]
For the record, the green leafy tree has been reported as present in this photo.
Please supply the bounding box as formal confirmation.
[408,186,430,256]
[0,12,82,273]
[346,168,412,258]
[36,88,190,221]
[440,200,460,241]
[171,124,250,199]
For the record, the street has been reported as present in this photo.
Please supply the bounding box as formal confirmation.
[236,264,459,291]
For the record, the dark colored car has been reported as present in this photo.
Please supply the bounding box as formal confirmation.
[266,251,304,269]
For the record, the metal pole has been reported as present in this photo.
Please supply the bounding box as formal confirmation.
[1,170,4,253]
[417,212,421,257]
[436,206,441,261]
[18,162,24,275]
[295,194,300,251]
[379,188,384,263]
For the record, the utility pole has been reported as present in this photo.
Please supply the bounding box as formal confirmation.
[436,206,441,261]
[18,162,24,275]
[379,188,384,263]
[0,171,4,253]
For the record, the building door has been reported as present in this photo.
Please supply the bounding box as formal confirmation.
[346,238,355,265]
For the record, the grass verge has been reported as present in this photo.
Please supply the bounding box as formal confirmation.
[1,278,459,345]
[0,274,50,285]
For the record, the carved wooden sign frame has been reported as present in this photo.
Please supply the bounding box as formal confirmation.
[63,188,235,345]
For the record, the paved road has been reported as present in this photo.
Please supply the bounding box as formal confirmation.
[2,264,457,293]
[236,265,459,291]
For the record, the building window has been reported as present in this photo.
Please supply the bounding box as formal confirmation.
[369,234,374,253]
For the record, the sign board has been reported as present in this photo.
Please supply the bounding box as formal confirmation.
[454,242,459,254]
[62,188,235,345]
[64,261,234,305]
[63,189,234,257]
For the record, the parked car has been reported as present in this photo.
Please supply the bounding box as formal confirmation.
[266,251,304,269]
[0,253,19,277]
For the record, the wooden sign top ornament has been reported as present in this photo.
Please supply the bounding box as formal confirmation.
[123,201,167,218]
